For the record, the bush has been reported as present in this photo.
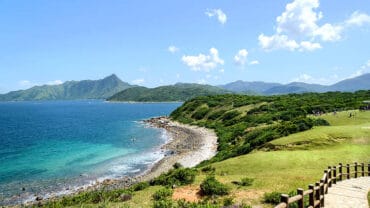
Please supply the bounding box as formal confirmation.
[263,191,282,204]
[132,182,149,191]
[153,199,174,208]
[200,176,229,196]
[223,197,234,206]
[151,168,196,186]
[173,162,183,169]
[152,188,173,201]
[233,177,254,186]
[201,166,215,173]
[312,118,330,126]
[192,106,210,119]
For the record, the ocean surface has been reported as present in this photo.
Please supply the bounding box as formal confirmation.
[0,100,181,205]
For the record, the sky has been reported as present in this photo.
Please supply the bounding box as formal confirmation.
[1,0,370,93]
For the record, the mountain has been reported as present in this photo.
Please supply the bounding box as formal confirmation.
[220,73,370,95]
[219,80,282,94]
[107,83,231,102]
[263,82,328,95]
[329,73,370,92]
[0,74,133,101]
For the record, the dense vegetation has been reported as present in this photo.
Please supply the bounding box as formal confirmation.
[107,83,231,102]
[170,90,370,162]
[0,74,133,101]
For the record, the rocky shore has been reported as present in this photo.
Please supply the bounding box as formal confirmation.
[18,116,218,207]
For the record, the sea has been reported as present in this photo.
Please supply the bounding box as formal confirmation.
[0,100,181,205]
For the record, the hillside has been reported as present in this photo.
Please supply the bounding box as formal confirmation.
[219,81,281,94]
[220,73,370,95]
[0,74,133,101]
[107,83,231,102]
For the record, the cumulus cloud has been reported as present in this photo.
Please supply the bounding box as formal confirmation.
[168,45,179,53]
[234,49,248,66]
[292,73,340,85]
[205,9,227,24]
[182,47,224,72]
[345,11,370,26]
[258,0,370,51]
[132,79,145,85]
[47,80,63,85]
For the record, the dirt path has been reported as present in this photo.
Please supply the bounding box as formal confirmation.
[325,177,370,208]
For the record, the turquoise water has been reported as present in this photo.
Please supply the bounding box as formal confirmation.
[0,100,181,205]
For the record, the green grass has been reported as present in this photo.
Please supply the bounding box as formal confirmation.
[270,110,370,148]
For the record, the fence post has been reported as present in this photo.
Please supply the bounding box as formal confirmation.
[361,163,364,177]
[324,170,328,193]
[309,184,315,207]
[281,194,290,208]
[333,166,337,184]
[368,163,370,176]
[339,163,343,181]
[297,188,304,208]
[346,164,350,179]
[320,179,325,205]
[354,162,358,178]
[315,182,321,207]
[328,166,332,187]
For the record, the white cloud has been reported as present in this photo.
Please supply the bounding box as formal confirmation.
[181,47,224,72]
[132,79,145,85]
[259,0,370,51]
[219,69,225,73]
[299,41,322,51]
[205,9,227,25]
[249,60,260,65]
[176,74,180,79]
[168,45,179,53]
[345,11,370,26]
[47,80,63,85]
[233,49,248,66]
[258,34,299,51]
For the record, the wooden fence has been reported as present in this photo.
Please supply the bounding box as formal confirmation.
[274,162,370,208]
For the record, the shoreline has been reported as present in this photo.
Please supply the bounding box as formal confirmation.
[16,116,218,207]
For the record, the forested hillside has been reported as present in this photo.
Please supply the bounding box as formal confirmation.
[170,90,370,162]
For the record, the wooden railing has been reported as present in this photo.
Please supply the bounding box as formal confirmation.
[274,162,370,208]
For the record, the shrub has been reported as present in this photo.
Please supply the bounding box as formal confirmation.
[132,182,149,191]
[200,176,229,196]
[192,107,210,119]
[233,177,254,186]
[223,197,234,206]
[263,191,281,204]
[153,199,174,208]
[173,162,183,169]
[151,168,196,186]
[201,166,215,173]
[152,188,173,201]
[312,118,330,126]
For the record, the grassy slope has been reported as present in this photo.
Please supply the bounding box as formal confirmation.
[207,110,370,205]
[70,110,369,208]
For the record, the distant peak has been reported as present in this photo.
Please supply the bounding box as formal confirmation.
[105,74,118,79]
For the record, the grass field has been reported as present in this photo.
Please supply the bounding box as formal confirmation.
[58,110,370,208]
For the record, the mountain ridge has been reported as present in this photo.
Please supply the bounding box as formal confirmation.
[0,74,134,101]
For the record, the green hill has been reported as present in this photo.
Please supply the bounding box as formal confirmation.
[0,74,133,101]
[107,83,231,102]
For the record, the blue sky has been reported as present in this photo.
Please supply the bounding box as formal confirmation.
[1,0,370,93]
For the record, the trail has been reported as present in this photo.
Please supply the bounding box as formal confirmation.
[325,177,370,208]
